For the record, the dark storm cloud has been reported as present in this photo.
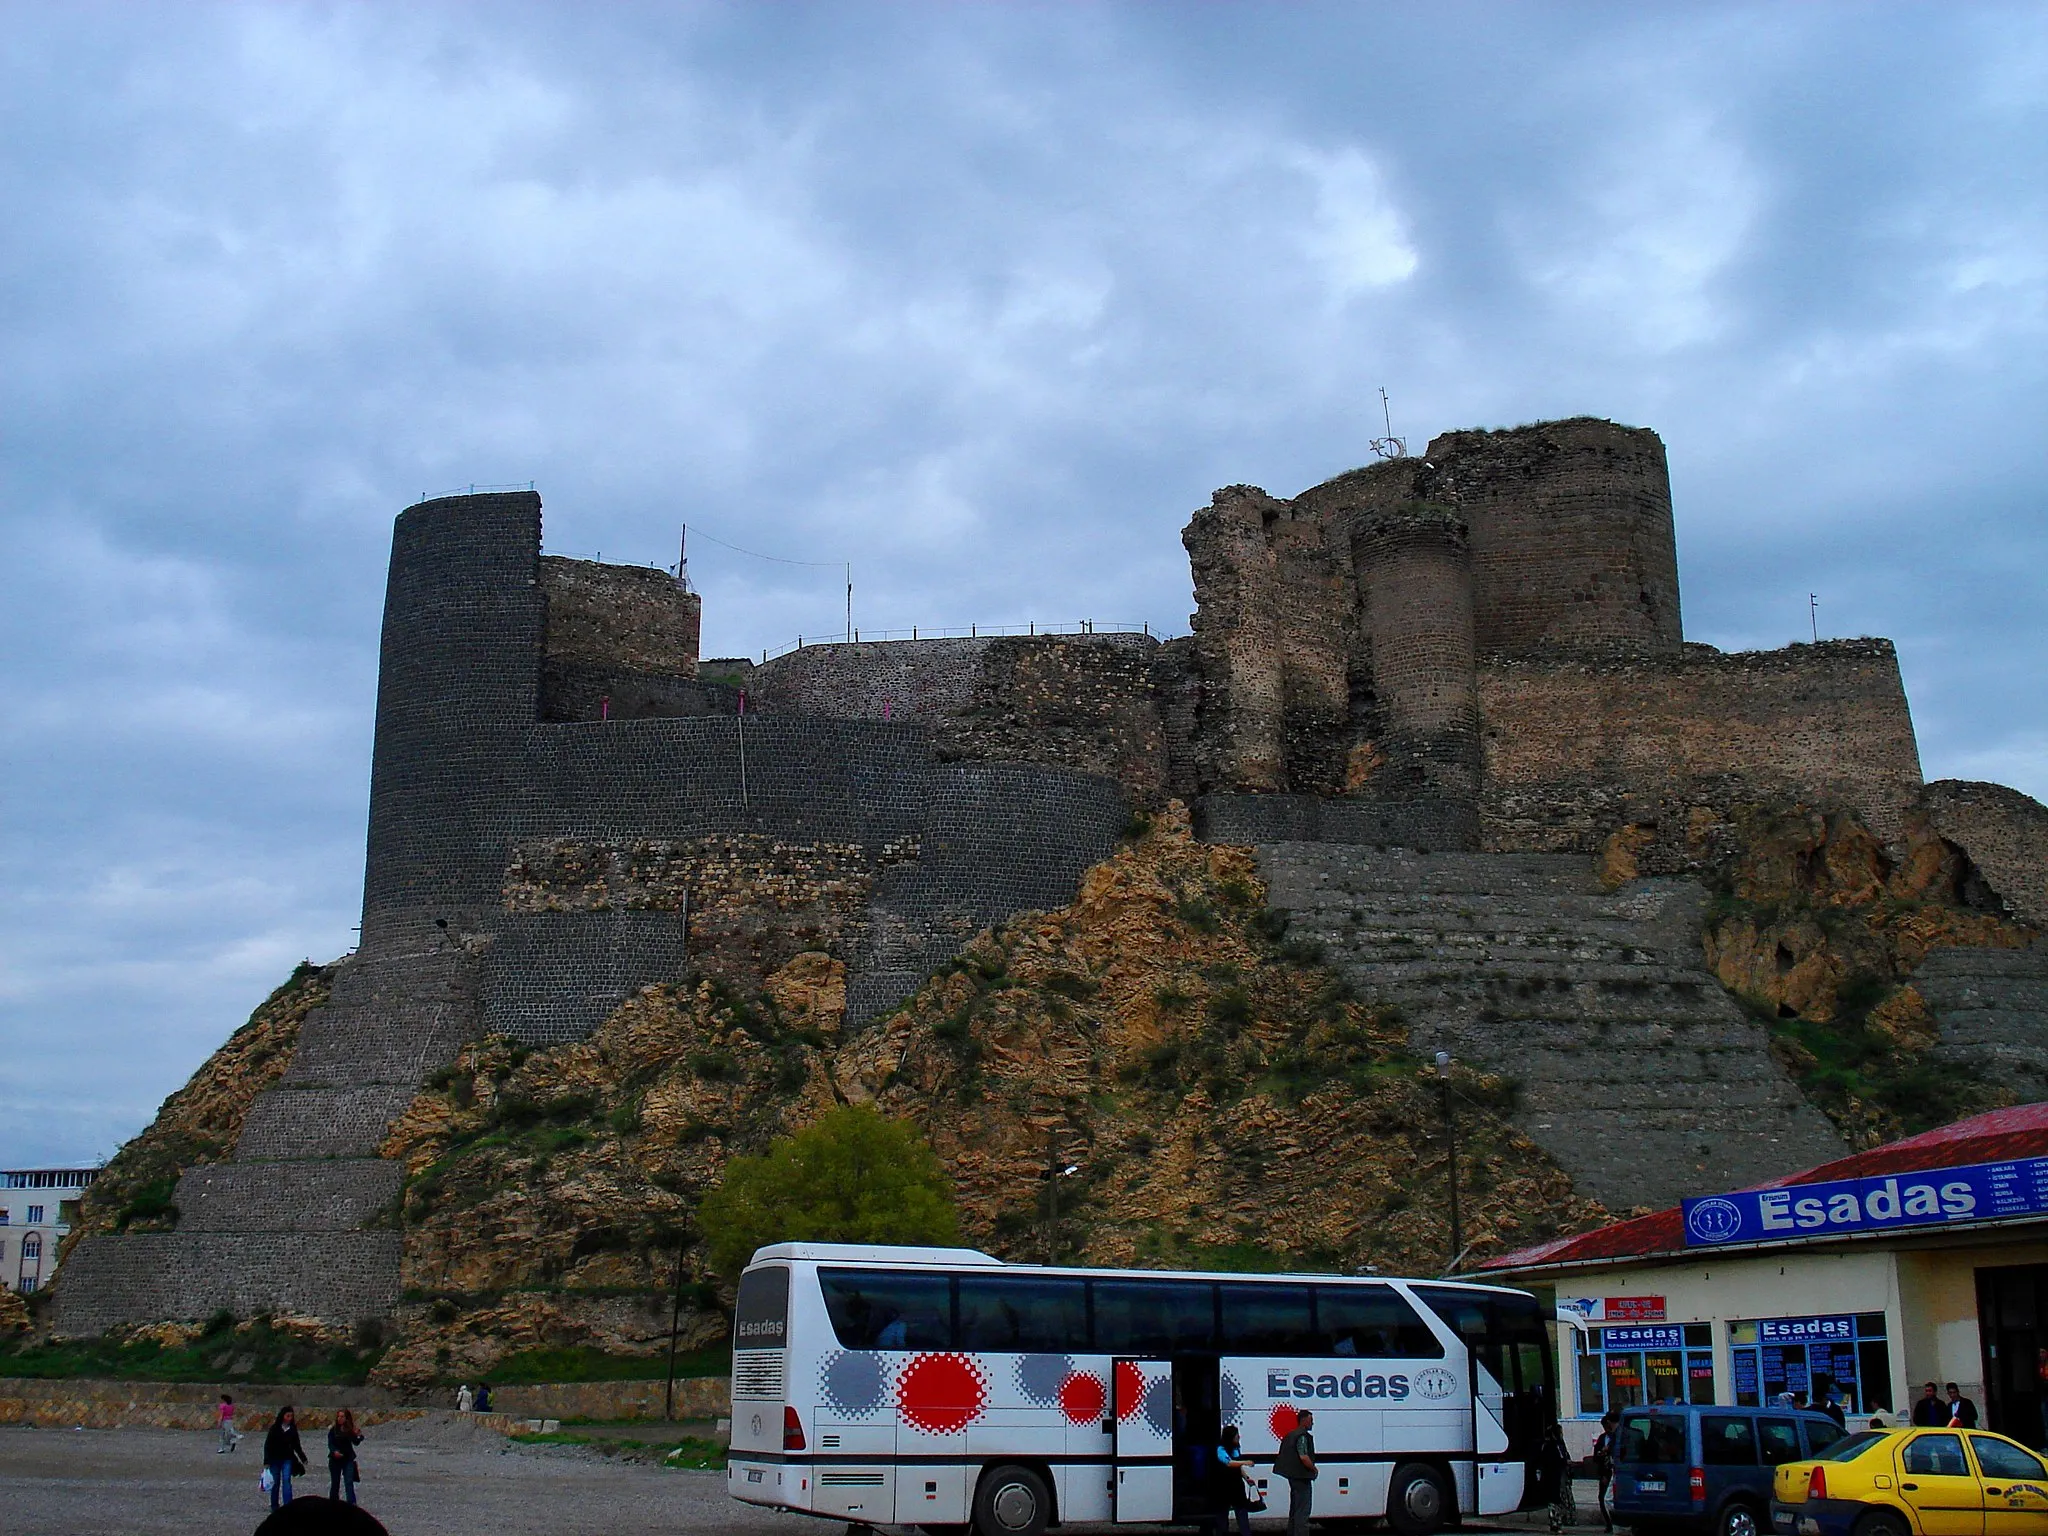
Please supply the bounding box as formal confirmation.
[2,2,2042,1163]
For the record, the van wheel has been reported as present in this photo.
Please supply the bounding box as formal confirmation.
[1718,1501,1763,1536]
[1387,1463,1453,1536]
[974,1465,1050,1536]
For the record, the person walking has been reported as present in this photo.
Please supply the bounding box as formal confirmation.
[456,1382,475,1413]
[328,1408,364,1504]
[1211,1424,1258,1536]
[262,1405,307,1510]
[1593,1411,1618,1532]
[1945,1382,1979,1428]
[1274,1409,1317,1536]
[1538,1423,1577,1535]
[474,1382,492,1413]
[1911,1381,1947,1426]
[216,1394,241,1454]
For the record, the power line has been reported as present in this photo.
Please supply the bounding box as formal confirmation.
[684,522,845,569]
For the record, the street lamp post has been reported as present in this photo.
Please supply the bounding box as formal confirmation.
[1043,1145,1081,1265]
[1435,1050,1462,1273]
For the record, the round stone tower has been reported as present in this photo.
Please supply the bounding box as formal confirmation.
[1348,501,1480,815]
[1425,417,1681,655]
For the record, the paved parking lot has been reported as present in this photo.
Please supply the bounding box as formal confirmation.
[0,1420,787,1536]
[0,1421,1608,1536]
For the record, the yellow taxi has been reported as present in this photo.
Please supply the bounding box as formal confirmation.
[1771,1425,2048,1536]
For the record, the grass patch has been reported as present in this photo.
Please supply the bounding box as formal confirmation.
[0,1319,381,1385]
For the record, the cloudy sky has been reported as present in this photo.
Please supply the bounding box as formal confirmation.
[2,2,2043,1168]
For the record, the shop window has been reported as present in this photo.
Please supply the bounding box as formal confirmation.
[1576,1324,1716,1416]
[1729,1314,1891,1414]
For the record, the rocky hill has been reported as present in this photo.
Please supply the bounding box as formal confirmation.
[54,794,2038,1386]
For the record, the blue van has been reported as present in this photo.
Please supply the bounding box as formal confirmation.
[1613,1406,1847,1536]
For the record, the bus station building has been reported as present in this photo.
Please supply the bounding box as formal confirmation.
[1478,1105,2048,1455]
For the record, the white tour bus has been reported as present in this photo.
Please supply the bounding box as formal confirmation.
[727,1243,1556,1536]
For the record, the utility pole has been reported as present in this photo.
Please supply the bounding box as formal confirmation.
[663,1235,687,1420]
[1809,593,1819,645]
[1435,1050,1462,1273]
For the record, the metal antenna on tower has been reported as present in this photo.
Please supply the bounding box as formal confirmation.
[676,525,693,592]
[1370,386,1408,461]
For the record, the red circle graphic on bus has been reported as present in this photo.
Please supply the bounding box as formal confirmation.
[1058,1371,1106,1425]
[1114,1360,1148,1421]
[896,1352,987,1436]
[1269,1403,1300,1439]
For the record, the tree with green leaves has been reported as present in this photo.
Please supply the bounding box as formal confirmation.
[700,1105,961,1277]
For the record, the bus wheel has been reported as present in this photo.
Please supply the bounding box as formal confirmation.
[974,1465,1051,1536]
[1386,1463,1452,1536]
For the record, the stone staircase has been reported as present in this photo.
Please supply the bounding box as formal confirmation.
[1919,943,2048,1102]
[55,943,482,1335]
[1256,843,1845,1212]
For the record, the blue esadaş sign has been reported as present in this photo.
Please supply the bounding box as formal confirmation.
[1682,1155,2048,1247]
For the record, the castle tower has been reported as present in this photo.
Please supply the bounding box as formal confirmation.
[362,491,545,944]
[1426,417,1682,655]
[1348,501,1481,818]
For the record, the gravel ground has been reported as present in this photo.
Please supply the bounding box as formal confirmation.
[0,1418,790,1536]
[0,1422,1611,1536]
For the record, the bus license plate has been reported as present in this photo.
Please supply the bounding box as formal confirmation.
[1638,1479,1666,1494]
[747,1469,764,1483]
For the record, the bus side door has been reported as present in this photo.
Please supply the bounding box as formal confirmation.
[1113,1358,1174,1522]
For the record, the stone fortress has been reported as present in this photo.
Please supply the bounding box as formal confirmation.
[57,416,2048,1334]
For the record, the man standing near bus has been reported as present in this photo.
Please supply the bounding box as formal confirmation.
[1274,1409,1317,1536]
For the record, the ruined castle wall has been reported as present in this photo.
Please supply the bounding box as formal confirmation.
[1428,418,1682,656]
[1478,638,1925,852]
[363,492,545,928]
[1182,486,1355,794]
[752,634,1168,798]
[1350,503,1480,808]
[1918,780,2048,926]
[538,555,704,722]
[752,637,990,722]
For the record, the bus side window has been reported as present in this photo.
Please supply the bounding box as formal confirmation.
[957,1275,1088,1353]
[1093,1279,1216,1354]
[1220,1284,1315,1355]
[820,1269,954,1350]
[1313,1285,1444,1359]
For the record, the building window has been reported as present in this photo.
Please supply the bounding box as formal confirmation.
[25,1205,43,1225]
[0,1208,9,1225]
[1729,1313,1890,1414]
[1577,1323,1716,1414]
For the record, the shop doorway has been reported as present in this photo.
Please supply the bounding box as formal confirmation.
[1976,1264,2048,1448]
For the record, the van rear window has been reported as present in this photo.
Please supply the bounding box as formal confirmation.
[1618,1414,1686,1464]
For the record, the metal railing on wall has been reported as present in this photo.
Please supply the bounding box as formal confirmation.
[750,620,1176,665]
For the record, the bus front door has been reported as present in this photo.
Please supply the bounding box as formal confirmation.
[1112,1358,1174,1523]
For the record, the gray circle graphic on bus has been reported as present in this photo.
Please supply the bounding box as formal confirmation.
[1143,1374,1173,1438]
[1220,1371,1242,1425]
[1015,1353,1073,1407]
[820,1350,888,1417]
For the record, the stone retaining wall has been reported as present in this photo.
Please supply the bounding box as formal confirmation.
[0,1374,730,1429]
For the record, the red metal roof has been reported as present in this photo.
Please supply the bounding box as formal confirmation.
[1481,1101,2048,1275]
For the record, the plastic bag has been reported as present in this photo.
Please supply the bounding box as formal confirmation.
[259,1466,274,1493]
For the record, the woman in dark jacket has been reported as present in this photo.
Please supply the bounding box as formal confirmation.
[328,1408,365,1504]
[262,1405,307,1509]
